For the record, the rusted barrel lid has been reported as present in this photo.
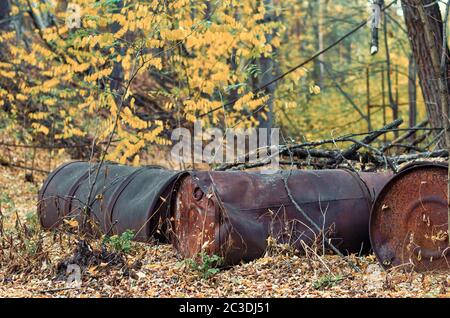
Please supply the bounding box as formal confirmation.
[370,162,449,272]
[171,173,221,259]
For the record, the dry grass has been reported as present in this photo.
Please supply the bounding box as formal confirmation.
[0,164,449,298]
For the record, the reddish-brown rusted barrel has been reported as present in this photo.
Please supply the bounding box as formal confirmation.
[38,161,181,241]
[171,169,392,265]
[370,162,449,272]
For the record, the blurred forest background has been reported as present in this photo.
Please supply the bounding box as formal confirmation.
[0,0,433,172]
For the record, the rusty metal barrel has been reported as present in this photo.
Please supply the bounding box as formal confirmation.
[370,162,450,272]
[172,169,391,265]
[38,161,181,241]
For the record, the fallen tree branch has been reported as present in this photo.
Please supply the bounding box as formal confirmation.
[0,139,119,150]
[329,119,403,166]
[382,149,448,164]
[0,158,49,174]
[381,119,428,152]
[214,118,449,173]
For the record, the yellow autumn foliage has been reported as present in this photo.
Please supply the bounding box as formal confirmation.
[0,0,423,166]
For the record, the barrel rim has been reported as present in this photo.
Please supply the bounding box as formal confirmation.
[369,160,448,270]
[106,166,177,237]
[37,160,84,225]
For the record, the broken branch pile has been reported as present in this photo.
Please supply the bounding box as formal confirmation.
[216,119,448,173]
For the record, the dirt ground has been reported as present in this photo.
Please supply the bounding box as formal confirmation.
[0,165,449,298]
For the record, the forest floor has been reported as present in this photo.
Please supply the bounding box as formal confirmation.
[0,163,450,298]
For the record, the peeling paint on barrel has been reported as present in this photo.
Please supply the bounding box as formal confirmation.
[172,174,221,257]
[172,169,392,265]
[370,162,450,272]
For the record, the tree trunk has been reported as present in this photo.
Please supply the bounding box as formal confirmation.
[404,0,450,244]
[0,1,11,30]
[110,0,125,94]
[317,0,326,87]
[408,54,417,130]
[312,0,327,87]
[383,12,399,138]
[402,0,449,147]
[256,0,280,143]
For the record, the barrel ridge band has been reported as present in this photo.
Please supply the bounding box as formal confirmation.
[37,161,83,221]
[144,172,184,238]
[63,163,99,217]
[162,171,186,219]
[38,161,82,202]
[105,166,152,230]
[107,170,182,238]
[341,169,373,208]
[398,161,448,173]
[155,171,186,230]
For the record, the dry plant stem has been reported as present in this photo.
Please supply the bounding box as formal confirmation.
[300,241,333,276]
[282,171,361,272]
[38,286,80,294]
[283,173,361,272]
[84,56,143,226]
[83,14,218,226]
